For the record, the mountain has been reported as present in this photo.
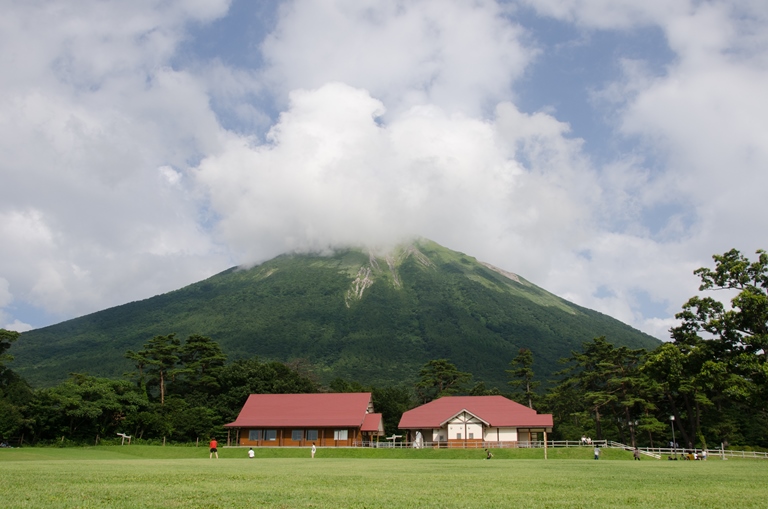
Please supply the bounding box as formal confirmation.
[11,239,660,388]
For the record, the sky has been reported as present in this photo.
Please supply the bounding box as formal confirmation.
[1,0,767,340]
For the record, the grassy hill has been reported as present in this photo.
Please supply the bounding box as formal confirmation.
[11,239,659,387]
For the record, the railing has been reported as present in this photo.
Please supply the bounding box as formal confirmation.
[716,449,768,459]
[352,439,767,459]
[641,446,768,460]
[605,441,660,459]
[352,439,610,449]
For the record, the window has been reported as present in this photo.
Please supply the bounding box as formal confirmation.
[307,430,318,441]
[456,433,462,440]
[334,429,348,440]
[264,430,277,441]
[248,429,261,441]
[292,430,303,441]
[469,433,474,439]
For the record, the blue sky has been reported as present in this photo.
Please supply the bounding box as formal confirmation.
[2,0,767,340]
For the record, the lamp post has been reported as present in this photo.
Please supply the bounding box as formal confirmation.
[670,416,676,458]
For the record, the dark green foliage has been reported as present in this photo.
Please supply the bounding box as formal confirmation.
[177,334,227,394]
[665,248,768,448]
[12,240,658,389]
[26,374,149,443]
[544,249,768,449]
[11,344,319,445]
[0,329,19,368]
[125,334,181,405]
[415,359,472,403]
[507,348,539,408]
[549,337,647,444]
[212,358,319,426]
[0,367,33,441]
[372,385,415,435]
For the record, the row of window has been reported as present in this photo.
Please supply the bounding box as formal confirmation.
[248,429,349,441]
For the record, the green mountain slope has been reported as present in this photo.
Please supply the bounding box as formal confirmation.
[11,239,660,387]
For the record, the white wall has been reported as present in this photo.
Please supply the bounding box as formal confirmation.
[484,427,518,442]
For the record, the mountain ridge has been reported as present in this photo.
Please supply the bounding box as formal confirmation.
[11,239,660,388]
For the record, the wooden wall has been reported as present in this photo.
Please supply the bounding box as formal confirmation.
[236,427,361,447]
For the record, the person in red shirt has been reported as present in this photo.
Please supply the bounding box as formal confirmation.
[209,438,218,459]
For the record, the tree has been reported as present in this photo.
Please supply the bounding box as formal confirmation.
[507,348,540,408]
[213,358,319,424]
[177,335,227,394]
[668,248,768,447]
[672,248,768,368]
[372,385,415,436]
[415,359,471,403]
[125,334,181,405]
[0,330,31,443]
[29,374,147,443]
[555,337,646,443]
[0,329,20,369]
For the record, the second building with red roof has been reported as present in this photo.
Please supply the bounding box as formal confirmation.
[399,395,553,447]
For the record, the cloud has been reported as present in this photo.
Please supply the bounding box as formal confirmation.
[261,0,534,117]
[518,0,768,334]
[195,80,603,288]
[3,0,767,344]
[0,1,234,324]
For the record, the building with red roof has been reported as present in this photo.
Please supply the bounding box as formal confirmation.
[224,393,384,447]
[399,396,553,447]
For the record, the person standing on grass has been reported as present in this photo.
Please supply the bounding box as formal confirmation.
[209,438,218,459]
[633,448,641,460]
[311,442,316,458]
[594,446,600,460]
[248,448,254,458]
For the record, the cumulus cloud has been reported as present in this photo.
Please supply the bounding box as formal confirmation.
[261,0,534,117]
[522,0,768,335]
[3,0,767,342]
[0,1,233,324]
[195,81,601,277]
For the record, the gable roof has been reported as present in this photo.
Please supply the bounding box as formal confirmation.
[225,393,374,428]
[361,413,384,435]
[398,396,553,429]
[439,408,490,427]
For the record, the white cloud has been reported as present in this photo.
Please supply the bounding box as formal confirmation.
[513,0,768,336]
[519,0,689,29]
[0,1,234,325]
[195,81,603,292]
[262,0,534,116]
[2,320,34,334]
[3,0,767,344]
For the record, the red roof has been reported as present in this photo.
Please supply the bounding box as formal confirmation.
[361,413,384,434]
[225,393,374,428]
[398,396,553,429]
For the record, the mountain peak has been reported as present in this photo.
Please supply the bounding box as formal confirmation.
[13,239,659,388]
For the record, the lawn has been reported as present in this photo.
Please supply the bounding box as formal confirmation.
[2,447,765,508]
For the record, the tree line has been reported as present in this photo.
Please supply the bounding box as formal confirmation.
[1,248,766,449]
[414,249,768,450]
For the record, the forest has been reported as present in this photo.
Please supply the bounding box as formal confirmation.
[1,248,766,450]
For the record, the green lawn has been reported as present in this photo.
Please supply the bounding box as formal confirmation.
[2,447,765,508]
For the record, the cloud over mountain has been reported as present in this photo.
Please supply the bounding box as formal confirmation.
[2,0,767,341]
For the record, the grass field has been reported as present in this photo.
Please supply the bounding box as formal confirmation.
[2,446,766,508]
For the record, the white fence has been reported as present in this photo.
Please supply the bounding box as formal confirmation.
[352,439,768,459]
[353,439,610,449]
